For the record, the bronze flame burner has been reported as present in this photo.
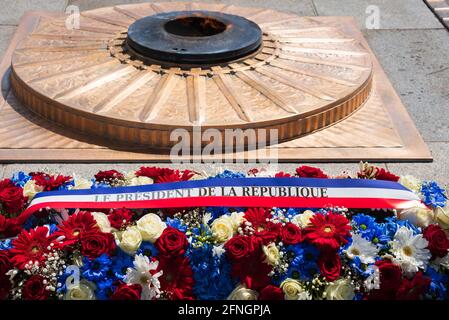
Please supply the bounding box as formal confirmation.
[126,11,263,66]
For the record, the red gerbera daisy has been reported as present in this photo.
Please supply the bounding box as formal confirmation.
[53,211,99,246]
[31,172,72,191]
[243,208,280,244]
[136,167,195,183]
[10,226,51,269]
[157,255,194,300]
[244,208,271,231]
[303,213,351,250]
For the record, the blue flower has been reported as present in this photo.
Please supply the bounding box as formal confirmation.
[285,243,319,281]
[0,239,12,250]
[186,244,236,300]
[91,181,111,189]
[136,241,159,258]
[208,170,246,179]
[425,267,449,300]
[348,256,374,278]
[207,207,232,220]
[111,250,133,281]
[383,216,421,237]
[81,254,112,282]
[166,217,187,232]
[10,171,31,187]
[352,214,390,245]
[352,214,376,234]
[95,277,114,300]
[421,181,447,208]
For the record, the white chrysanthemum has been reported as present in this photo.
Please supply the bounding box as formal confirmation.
[390,226,431,275]
[125,254,163,300]
[344,233,379,264]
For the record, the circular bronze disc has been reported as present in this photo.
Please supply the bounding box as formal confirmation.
[10,2,373,149]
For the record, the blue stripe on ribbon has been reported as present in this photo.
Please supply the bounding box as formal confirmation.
[32,177,410,200]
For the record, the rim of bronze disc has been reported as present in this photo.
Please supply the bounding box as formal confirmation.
[10,2,374,149]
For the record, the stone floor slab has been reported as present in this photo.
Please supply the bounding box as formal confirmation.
[313,0,442,29]
[365,29,449,142]
[0,0,67,25]
[67,0,317,16]
[387,142,449,185]
[0,26,16,61]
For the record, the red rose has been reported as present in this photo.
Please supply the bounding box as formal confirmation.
[80,231,116,259]
[22,275,49,300]
[259,285,284,300]
[396,272,431,300]
[0,250,11,275]
[0,216,22,238]
[296,166,328,178]
[155,227,188,257]
[281,223,302,245]
[375,168,399,182]
[111,282,142,300]
[94,170,124,183]
[423,224,449,258]
[225,235,262,261]
[318,250,341,281]
[0,274,11,300]
[108,208,134,230]
[157,255,195,300]
[233,258,272,291]
[274,172,292,178]
[0,186,27,214]
[376,259,402,291]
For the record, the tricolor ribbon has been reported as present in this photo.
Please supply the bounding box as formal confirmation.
[18,177,424,223]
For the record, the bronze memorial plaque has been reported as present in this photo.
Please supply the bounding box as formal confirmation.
[0,2,432,162]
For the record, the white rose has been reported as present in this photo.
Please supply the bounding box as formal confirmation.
[399,207,435,228]
[291,210,315,228]
[211,216,235,243]
[119,226,142,254]
[263,243,280,266]
[64,280,96,300]
[22,180,44,199]
[125,171,154,186]
[281,278,311,300]
[227,285,258,300]
[136,213,166,242]
[324,278,355,300]
[399,175,422,194]
[71,177,92,190]
[435,205,449,230]
[230,211,245,230]
[91,211,113,233]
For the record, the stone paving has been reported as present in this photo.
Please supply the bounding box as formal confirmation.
[0,0,448,184]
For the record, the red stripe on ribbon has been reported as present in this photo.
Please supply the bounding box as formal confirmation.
[18,196,424,223]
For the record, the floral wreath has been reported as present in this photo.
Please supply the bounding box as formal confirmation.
[0,162,448,300]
